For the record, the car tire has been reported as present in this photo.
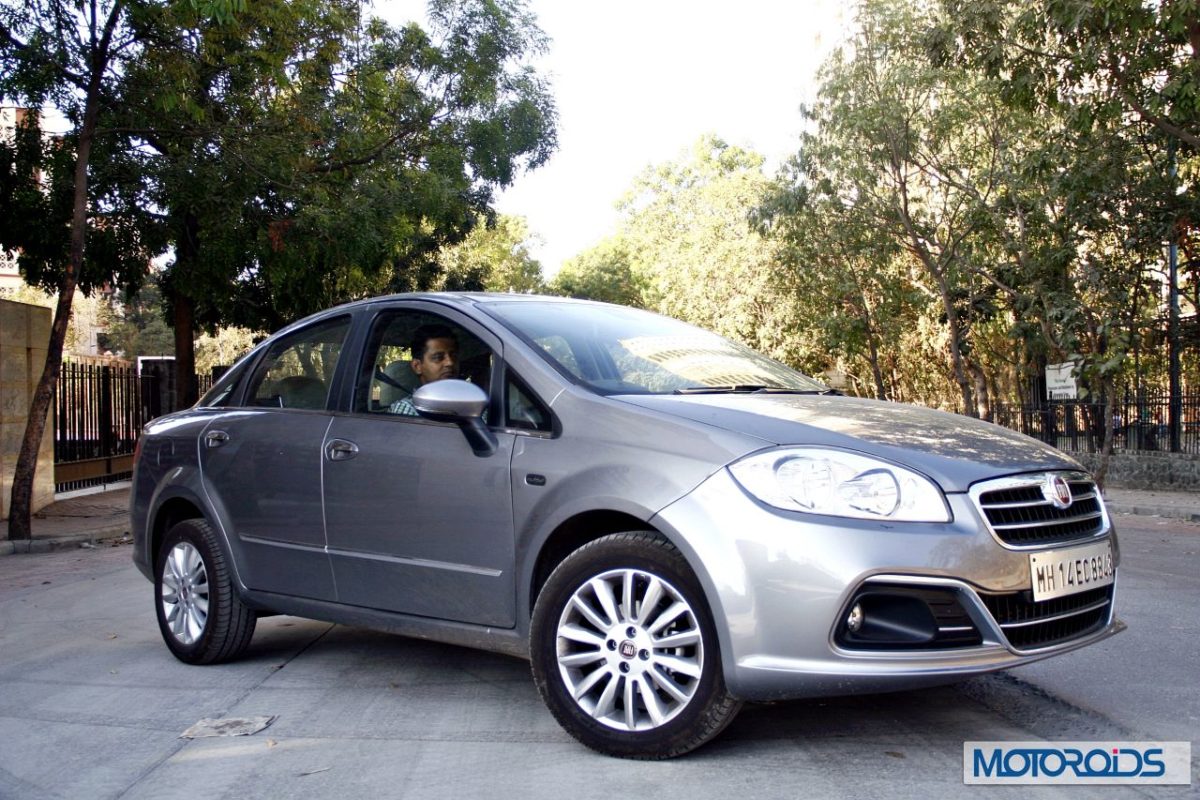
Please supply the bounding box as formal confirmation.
[530,531,741,759]
[155,519,256,665]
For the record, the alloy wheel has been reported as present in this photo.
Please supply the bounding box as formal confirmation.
[555,568,704,732]
[160,541,210,645]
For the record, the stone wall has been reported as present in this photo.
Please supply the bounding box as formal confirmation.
[1065,450,1200,491]
[0,298,55,521]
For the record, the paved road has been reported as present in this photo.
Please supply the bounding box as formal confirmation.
[0,515,1195,799]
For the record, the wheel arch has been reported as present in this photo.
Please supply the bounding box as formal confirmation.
[525,510,727,640]
[150,496,206,572]
[527,510,656,620]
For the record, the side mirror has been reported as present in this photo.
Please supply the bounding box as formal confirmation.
[412,380,497,456]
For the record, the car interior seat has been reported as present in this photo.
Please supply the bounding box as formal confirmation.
[274,375,327,410]
[379,360,418,407]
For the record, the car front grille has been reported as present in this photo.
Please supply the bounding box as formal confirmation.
[971,473,1107,547]
[979,585,1114,650]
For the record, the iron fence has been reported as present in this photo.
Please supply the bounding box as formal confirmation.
[54,362,213,493]
[992,392,1200,456]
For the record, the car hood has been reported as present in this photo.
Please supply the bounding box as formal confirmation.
[617,393,1082,493]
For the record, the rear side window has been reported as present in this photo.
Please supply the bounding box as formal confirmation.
[244,316,351,410]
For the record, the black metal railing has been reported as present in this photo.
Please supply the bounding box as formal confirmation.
[53,362,213,493]
[992,392,1200,456]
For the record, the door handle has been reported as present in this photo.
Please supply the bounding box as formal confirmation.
[204,430,229,448]
[325,438,359,461]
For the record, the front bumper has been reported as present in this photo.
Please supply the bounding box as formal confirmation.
[650,468,1123,701]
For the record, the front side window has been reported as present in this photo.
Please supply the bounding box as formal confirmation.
[245,316,351,410]
[354,310,494,416]
[484,301,827,396]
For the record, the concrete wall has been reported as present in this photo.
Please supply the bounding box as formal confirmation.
[1,298,55,521]
[1066,450,1200,491]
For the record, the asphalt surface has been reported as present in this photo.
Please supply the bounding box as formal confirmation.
[0,504,1196,798]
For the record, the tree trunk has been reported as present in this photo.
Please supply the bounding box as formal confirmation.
[969,361,992,422]
[7,88,102,540]
[857,292,888,400]
[1092,375,1116,491]
[173,291,198,408]
[937,283,976,415]
[172,212,200,408]
[7,287,76,540]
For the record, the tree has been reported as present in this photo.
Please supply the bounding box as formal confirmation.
[100,277,176,358]
[929,0,1191,477]
[550,238,646,307]
[118,0,556,405]
[610,135,798,361]
[435,214,545,293]
[0,0,219,539]
[757,167,921,400]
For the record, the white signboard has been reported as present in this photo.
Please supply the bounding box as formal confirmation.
[1046,362,1078,400]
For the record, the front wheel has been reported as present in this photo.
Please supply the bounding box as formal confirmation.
[155,519,256,664]
[530,532,741,758]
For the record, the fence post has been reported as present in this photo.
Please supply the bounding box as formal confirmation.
[100,366,114,470]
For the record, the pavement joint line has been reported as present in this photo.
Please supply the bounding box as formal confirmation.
[0,711,195,736]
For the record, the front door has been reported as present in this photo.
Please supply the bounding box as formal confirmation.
[321,306,517,627]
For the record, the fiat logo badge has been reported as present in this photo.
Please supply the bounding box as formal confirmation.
[1043,475,1072,509]
[619,640,637,659]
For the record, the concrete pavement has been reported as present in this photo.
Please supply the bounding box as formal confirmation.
[1,481,1197,557]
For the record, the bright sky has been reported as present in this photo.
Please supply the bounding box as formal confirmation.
[378,0,852,277]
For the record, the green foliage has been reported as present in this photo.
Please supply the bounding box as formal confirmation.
[435,214,545,293]
[114,0,558,333]
[757,0,1191,415]
[601,135,799,361]
[100,279,177,358]
[551,238,646,307]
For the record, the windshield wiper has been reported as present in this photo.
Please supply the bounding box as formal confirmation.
[674,384,771,394]
[672,383,840,393]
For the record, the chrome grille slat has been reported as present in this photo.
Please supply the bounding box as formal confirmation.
[980,585,1114,650]
[980,490,1098,511]
[991,511,1104,531]
[970,471,1108,548]
[998,598,1112,630]
[982,499,1055,510]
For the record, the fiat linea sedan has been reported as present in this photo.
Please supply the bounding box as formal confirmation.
[131,293,1122,758]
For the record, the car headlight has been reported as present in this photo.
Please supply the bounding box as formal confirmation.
[728,447,950,522]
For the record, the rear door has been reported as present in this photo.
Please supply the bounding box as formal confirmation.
[200,314,351,601]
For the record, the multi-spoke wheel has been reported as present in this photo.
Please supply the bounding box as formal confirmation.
[531,532,741,758]
[154,519,255,664]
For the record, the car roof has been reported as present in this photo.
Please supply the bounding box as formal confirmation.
[324,291,610,315]
[265,292,624,344]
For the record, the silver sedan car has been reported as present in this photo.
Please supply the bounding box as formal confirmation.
[131,293,1122,758]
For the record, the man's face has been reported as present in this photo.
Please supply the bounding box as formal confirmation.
[411,337,458,385]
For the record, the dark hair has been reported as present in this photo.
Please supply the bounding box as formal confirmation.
[411,324,457,360]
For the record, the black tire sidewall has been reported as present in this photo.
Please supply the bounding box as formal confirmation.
[154,520,228,664]
[531,532,733,758]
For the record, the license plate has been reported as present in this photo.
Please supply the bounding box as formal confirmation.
[1029,540,1114,602]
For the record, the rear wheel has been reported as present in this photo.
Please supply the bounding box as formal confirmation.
[530,532,741,758]
[155,519,255,664]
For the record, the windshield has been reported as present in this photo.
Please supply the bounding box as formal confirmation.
[484,301,828,396]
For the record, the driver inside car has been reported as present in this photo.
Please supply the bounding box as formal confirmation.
[388,324,459,416]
